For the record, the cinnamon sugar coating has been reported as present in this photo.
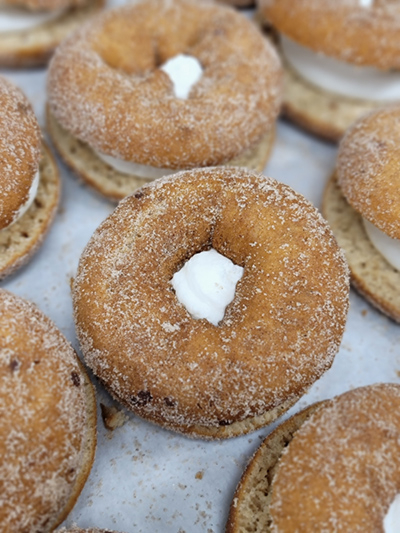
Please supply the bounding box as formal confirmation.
[47,0,282,169]
[259,0,400,69]
[0,290,97,533]
[270,384,400,532]
[3,0,87,11]
[337,106,400,239]
[73,168,349,438]
[0,77,41,230]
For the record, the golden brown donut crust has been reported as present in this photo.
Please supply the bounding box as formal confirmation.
[0,76,41,230]
[269,384,400,531]
[73,167,349,438]
[47,0,282,169]
[259,0,400,69]
[337,106,400,239]
[2,0,87,12]
[0,290,97,533]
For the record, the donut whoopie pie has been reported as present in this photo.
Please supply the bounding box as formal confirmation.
[47,0,282,201]
[0,0,104,67]
[0,289,97,532]
[258,0,400,141]
[322,105,400,322]
[0,76,59,280]
[73,167,349,439]
[227,383,400,532]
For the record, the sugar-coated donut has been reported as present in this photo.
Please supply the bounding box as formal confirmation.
[323,106,400,322]
[0,0,104,67]
[0,289,97,532]
[47,0,282,200]
[0,76,41,231]
[73,167,349,439]
[227,383,400,532]
[258,0,400,141]
[0,77,60,280]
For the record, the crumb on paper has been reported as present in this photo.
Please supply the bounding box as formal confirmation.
[361,309,368,317]
[100,402,129,431]
[396,370,400,378]
[195,470,204,480]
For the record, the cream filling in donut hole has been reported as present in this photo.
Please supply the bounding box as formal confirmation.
[363,218,400,271]
[0,6,66,32]
[171,248,244,326]
[384,493,400,533]
[3,170,40,229]
[95,54,203,176]
[281,35,400,101]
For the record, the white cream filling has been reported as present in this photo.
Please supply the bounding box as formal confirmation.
[171,248,244,326]
[363,218,400,270]
[6,170,39,228]
[96,151,177,179]
[359,0,373,6]
[281,35,400,101]
[160,53,203,100]
[0,6,65,33]
[384,493,400,533]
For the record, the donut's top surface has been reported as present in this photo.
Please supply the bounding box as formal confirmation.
[259,0,400,69]
[269,383,400,531]
[73,167,349,432]
[3,0,87,11]
[0,77,41,231]
[47,0,282,169]
[337,106,400,239]
[0,290,91,532]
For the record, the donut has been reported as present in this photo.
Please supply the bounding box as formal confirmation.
[0,76,60,280]
[227,383,400,532]
[72,167,349,439]
[47,0,282,201]
[258,0,400,141]
[322,105,400,322]
[0,0,104,67]
[0,289,97,532]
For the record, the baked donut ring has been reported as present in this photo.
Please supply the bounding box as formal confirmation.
[0,289,97,532]
[73,167,349,439]
[322,106,400,322]
[47,0,282,200]
[0,76,60,280]
[227,383,400,532]
[0,0,104,67]
[258,0,400,141]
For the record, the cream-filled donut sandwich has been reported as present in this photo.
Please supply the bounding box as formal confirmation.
[0,289,97,532]
[0,0,104,67]
[47,0,282,201]
[0,76,60,280]
[258,0,400,141]
[73,167,349,439]
[323,106,400,322]
[227,383,400,532]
